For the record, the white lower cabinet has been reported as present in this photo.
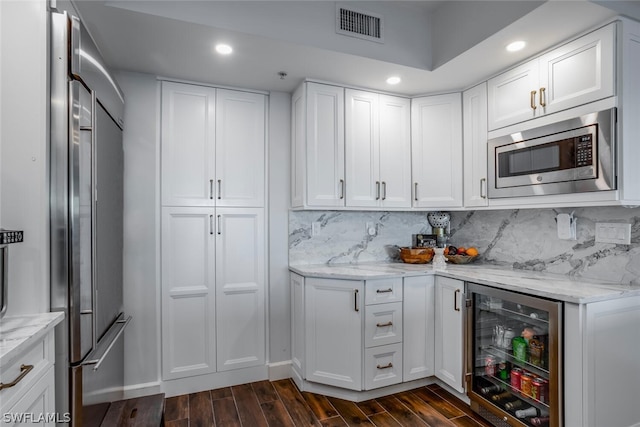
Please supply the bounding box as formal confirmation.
[364,343,403,390]
[304,277,363,390]
[403,276,435,382]
[434,276,465,393]
[161,206,265,380]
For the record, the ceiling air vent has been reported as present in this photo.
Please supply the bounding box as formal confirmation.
[336,6,384,43]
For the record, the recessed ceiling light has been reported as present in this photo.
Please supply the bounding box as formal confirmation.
[386,76,401,85]
[215,44,233,55]
[506,40,526,52]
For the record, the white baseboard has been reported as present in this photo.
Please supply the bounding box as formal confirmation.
[122,381,163,399]
[268,360,293,381]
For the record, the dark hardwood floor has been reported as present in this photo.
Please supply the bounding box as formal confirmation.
[164,379,494,427]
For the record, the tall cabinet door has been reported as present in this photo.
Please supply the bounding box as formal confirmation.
[215,208,265,371]
[403,276,435,382]
[379,95,411,208]
[411,94,463,208]
[463,83,489,208]
[305,278,363,390]
[345,89,379,207]
[161,82,216,207]
[215,89,266,207]
[434,276,465,393]
[306,83,345,207]
[161,207,216,379]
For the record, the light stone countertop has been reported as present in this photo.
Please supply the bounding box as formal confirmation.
[0,312,64,367]
[289,262,640,304]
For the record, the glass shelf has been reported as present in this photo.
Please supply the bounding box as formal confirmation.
[482,344,549,377]
[474,372,550,410]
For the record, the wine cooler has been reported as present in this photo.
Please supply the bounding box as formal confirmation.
[466,283,563,427]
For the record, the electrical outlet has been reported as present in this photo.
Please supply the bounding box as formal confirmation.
[595,222,631,244]
[312,222,321,236]
[366,222,377,236]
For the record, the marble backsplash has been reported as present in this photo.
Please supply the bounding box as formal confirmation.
[289,206,640,285]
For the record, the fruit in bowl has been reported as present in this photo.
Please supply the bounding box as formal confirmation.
[444,245,479,264]
[399,247,434,264]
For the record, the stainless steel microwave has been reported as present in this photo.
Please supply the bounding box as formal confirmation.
[488,108,616,198]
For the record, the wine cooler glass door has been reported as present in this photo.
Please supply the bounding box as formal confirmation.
[467,283,562,427]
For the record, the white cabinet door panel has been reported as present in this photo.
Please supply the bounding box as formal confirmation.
[215,89,265,207]
[161,207,216,379]
[434,276,464,393]
[403,276,435,382]
[379,95,412,208]
[346,89,379,207]
[487,60,539,130]
[161,82,216,206]
[306,83,345,207]
[305,278,362,390]
[290,273,305,383]
[463,83,489,208]
[216,208,265,371]
[291,85,306,208]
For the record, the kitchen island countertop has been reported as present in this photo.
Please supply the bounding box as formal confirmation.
[290,262,640,304]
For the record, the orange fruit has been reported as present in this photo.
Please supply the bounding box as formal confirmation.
[466,247,479,256]
[443,247,449,255]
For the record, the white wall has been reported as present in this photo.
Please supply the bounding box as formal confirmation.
[0,0,50,316]
[115,71,162,393]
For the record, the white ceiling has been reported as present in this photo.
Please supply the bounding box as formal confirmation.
[71,0,630,96]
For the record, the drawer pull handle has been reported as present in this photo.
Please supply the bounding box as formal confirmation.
[376,288,393,294]
[0,364,34,390]
[376,321,393,328]
[376,362,393,370]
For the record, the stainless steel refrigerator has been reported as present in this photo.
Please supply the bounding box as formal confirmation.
[50,9,130,426]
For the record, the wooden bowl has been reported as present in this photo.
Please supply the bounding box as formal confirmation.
[399,247,434,264]
[445,254,479,264]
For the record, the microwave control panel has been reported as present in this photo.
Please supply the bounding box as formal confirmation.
[575,134,593,167]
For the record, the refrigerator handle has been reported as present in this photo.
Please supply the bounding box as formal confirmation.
[82,316,131,371]
[464,292,473,394]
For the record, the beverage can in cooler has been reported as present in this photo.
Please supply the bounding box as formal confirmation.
[485,355,496,376]
[512,336,528,362]
[510,368,522,391]
[532,377,547,403]
[520,373,533,397]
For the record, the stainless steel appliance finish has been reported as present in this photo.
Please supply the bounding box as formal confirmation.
[0,229,24,319]
[488,108,616,198]
[50,9,129,426]
[466,283,563,427]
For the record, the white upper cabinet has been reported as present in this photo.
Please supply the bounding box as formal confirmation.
[292,82,346,208]
[411,93,463,208]
[488,23,615,131]
[161,82,216,207]
[345,90,412,208]
[463,83,489,208]
[161,82,265,207]
[215,89,266,207]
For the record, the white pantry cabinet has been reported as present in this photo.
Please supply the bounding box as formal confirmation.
[161,207,265,379]
[345,89,411,208]
[434,276,465,393]
[488,23,615,130]
[403,276,435,382]
[411,93,463,208]
[161,81,265,207]
[291,82,345,208]
[462,83,489,208]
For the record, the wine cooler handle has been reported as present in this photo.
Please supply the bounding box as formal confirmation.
[354,289,359,312]
[454,289,461,311]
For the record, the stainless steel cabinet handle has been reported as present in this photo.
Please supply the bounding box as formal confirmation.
[382,182,387,200]
[539,87,546,107]
[0,364,34,390]
[376,181,380,200]
[354,289,359,312]
[480,178,487,199]
[376,288,393,294]
[414,183,418,201]
[209,215,214,235]
[454,289,461,312]
[530,90,537,110]
[217,215,222,235]
[340,179,345,200]
[376,362,393,369]
[209,179,214,200]
[376,321,393,328]
[217,179,222,200]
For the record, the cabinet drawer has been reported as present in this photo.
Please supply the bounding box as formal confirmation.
[365,302,403,348]
[0,334,53,413]
[364,343,403,390]
[365,278,402,305]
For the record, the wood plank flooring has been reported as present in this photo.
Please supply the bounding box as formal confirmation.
[164,379,494,427]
